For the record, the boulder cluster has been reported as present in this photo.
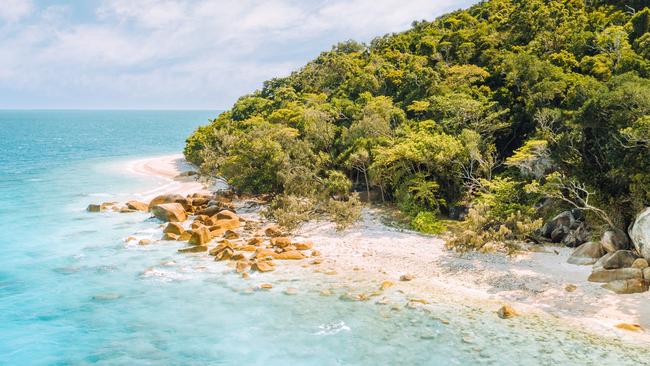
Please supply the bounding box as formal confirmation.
[536,209,589,247]
[88,192,319,277]
[566,207,650,294]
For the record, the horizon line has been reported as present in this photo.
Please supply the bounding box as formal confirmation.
[0,108,226,111]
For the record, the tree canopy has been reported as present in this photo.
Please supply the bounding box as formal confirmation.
[185,0,650,233]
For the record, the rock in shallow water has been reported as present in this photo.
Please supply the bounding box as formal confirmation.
[162,232,180,241]
[189,226,211,246]
[92,293,122,301]
[178,245,208,253]
[87,204,101,212]
[126,200,148,211]
[252,260,274,272]
[151,203,187,222]
[148,194,187,211]
[163,222,185,235]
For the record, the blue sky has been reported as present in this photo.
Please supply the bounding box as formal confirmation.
[0,0,477,109]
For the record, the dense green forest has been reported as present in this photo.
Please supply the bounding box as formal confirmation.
[185,0,650,248]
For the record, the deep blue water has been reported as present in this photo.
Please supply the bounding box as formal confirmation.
[0,110,647,365]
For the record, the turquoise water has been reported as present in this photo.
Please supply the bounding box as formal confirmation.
[0,110,647,365]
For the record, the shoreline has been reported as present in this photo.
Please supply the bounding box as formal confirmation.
[121,154,212,200]
[293,213,650,344]
[125,154,650,345]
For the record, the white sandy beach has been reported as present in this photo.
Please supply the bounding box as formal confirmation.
[122,154,212,200]
[132,154,650,344]
[294,214,650,344]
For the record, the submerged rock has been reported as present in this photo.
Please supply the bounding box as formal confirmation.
[151,203,187,222]
[400,274,414,281]
[92,293,122,301]
[284,287,298,295]
[178,245,208,253]
[630,207,650,261]
[126,200,148,211]
[567,242,605,265]
[179,231,192,241]
[100,202,117,211]
[162,232,180,241]
[87,204,101,212]
[236,260,251,273]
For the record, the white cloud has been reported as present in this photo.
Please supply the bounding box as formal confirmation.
[0,0,477,109]
[0,0,33,22]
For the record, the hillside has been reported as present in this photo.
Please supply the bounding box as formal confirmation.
[184,0,650,247]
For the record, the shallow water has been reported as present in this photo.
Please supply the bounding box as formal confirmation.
[1,110,647,365]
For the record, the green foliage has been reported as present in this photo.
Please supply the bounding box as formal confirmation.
[411,211,447,235]
[265,194,315,231]
[505,140,551,178]
[185,0,650,238]
[323,194,363,231]
[474,177,539,220]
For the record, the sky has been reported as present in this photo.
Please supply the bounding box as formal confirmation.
[0,0,477,110]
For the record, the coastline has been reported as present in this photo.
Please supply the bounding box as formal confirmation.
[122,153,212,200]
[127,154,650,345]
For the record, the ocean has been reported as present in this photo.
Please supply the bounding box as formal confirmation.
[0,110,645,365]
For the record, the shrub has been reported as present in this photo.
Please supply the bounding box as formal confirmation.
[264,194,315,230]
[446,205,542,254]
[323,194,363,231]
[411,211,447,234]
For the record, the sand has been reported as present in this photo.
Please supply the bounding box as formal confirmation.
[130,154,650,344]
[122,154,217,200]
[292,211,650,343]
